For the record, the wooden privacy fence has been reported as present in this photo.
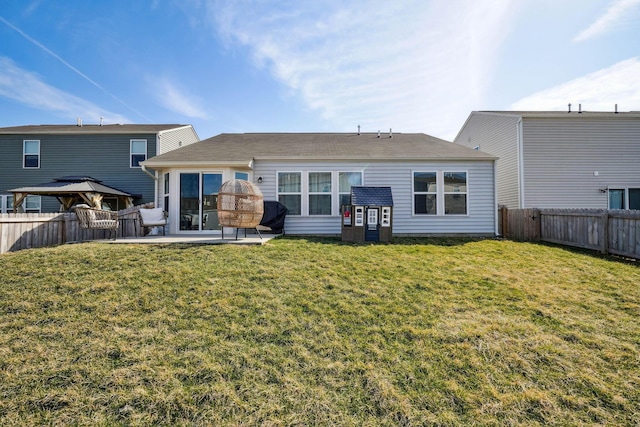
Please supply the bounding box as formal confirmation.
[0,207,142,254]
[500,207,640,260]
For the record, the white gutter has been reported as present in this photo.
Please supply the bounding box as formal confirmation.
[141,164,157,180]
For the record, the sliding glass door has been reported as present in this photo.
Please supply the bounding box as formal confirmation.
[179,172,223,232]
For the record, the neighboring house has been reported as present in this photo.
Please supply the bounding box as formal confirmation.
[0,124,199,212]
[454,110,640,210]
[141,132,498,236]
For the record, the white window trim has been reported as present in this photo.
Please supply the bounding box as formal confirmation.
[412,170,438,215]
[1,195,12,213]
[412,170,469,216]
[443,170,469,216]
[276,170,364,217]
[608,187,640,210]
[23,139,40,169]
[130,139,147,168]
[23,195,42,213]
[277,171,303,216]
[308,171,333,216]
[337,171,363,213]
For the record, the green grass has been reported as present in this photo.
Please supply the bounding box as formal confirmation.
[0,237,638,426]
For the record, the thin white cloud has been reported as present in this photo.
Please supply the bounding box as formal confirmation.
[147,76,210,120]
[0,14,153,122]
[573,0,640,42]
[206,0,517,139]
[511,58,640,112]
[0,57,130,124]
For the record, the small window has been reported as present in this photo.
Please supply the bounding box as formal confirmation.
[24,195,41,213]
[1,195,13,213]
[339,172,362,207]
[414,172,437,215]
[309,172,332,215]
[444,172,467,215]
[630,189,640,210]
[609,189,625,209]
[235,172,249,180]
[130,139,147,167]
[163,173,170,212]
[23,140,40,168]
[277,172,301,215]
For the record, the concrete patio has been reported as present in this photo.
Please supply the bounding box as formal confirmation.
[100,233,280,246]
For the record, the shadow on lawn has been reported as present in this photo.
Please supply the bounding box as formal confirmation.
[276,235,493,247]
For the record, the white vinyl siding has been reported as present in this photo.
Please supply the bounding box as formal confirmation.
[157,125,200,155]
[454,113,521,208]
[258,160,496,236]
[522,117,640,208]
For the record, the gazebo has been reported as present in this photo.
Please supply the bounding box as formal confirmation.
[9,176,136,211]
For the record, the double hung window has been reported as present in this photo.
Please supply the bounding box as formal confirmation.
[277,172,302,215]
[339,172,362,207]
[23,140,40,168]
[308,172,332,215]
[413,172,437,215]
[130,139,147,167]
[413,171,468,215]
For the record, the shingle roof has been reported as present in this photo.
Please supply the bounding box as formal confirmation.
[351,186,394,206]
[0,124,189,134]
[142,132,496,166]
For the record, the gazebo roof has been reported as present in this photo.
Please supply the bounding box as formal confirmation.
[9,176,133,197]
[8,176,137,211]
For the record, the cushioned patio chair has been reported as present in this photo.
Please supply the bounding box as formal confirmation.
[139,208,167,236]
[75,207,119,240]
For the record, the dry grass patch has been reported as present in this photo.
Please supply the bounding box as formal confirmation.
[0,237,638,426]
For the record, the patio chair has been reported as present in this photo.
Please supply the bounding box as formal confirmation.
[75,207,119,240]
[139,208,167,235]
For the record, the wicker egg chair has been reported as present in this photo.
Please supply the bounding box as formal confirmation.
[217,179,264,239]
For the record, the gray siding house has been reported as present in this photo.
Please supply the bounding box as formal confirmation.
[141,132,498,236]
[0,124,199,213]
[454,111,640,210]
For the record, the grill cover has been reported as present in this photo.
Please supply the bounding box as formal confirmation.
[260,201,288,234]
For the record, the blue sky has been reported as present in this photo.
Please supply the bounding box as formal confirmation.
[1,0,639,141]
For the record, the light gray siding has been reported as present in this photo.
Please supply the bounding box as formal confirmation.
[455,113,521,208]
[522,117,640,208]
[158,126,199,154]
[254,159,496,236]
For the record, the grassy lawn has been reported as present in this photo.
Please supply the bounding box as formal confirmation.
[0,237,638,426]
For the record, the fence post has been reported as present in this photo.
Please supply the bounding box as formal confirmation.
[500,206,508,237]
[601,211,609,255]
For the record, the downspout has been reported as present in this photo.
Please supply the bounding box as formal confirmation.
[517,118,525,208]
[141,164,159,209]
[494,159,499,236]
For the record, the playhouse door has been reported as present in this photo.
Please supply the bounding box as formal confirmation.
[365,208,379,241]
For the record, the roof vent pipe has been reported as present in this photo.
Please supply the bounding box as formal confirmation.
[389,128,392,138]
[578,104,582,113]
[357,125,360,135]
[77,117,82,127]
[100,116,104,126]
[568,103,571,113]
[615,104,618,113]
[377,130,381,138]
